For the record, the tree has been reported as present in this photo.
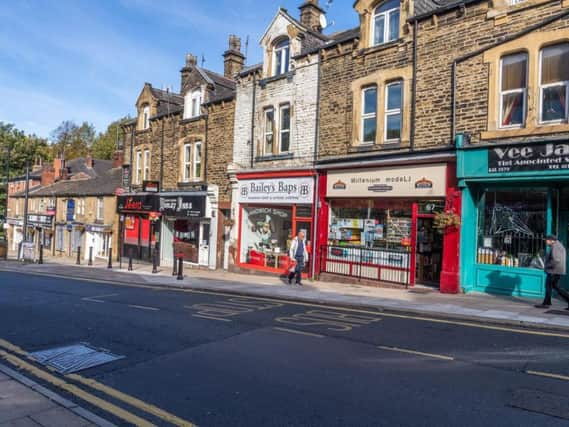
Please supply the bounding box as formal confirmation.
[91,117,131,160]
[50,121,96,160]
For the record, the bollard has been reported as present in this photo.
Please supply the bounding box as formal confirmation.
[177,257,183,281]
[128,248,133,271]
[172,250,178,276]
[108,248,113,269]
[152,247,158,274]
[88,247,93,266]
[38,244,43,265]
[76,246,81,265]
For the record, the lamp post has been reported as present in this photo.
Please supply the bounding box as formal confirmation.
[22,161,30,242]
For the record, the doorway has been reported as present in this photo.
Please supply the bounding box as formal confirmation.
[415,217,443,287]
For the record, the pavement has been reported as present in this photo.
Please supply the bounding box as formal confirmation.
[2,254,569,332]
[0,363,112,427]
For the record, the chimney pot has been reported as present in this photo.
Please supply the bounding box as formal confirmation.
[185,53,198,68]
[223,35,245,79]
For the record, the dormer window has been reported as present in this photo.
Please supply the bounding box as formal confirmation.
[372,0,400,46]
[184,89,203,119]
[142,105,150,130]
[273,39,290,77]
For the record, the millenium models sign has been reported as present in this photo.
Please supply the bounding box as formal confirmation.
[488,143,569,173]
[237,177,314,205]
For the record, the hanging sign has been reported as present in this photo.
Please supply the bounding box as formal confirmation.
[237,177,314,205]
[66,199,75,222]
[122,165,131,188]
[488,143,569,173]
[143,181,160,193]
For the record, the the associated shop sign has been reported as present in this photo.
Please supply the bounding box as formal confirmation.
[327,164,447,198]
[159,194,206,218]
[488,142,569,173]
[237,177,314,205]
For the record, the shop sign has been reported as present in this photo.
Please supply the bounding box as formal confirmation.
[7,218,23,226]
[143,181,160,193]
[66,199,75,222]
[86,224,111,233]
[27,214,54,227]
[122,165,131,188]
[237,177,314,205]
[117,195,158,213]
[488,143,569,173]
[327,165,447,198]
[160,195,206,218]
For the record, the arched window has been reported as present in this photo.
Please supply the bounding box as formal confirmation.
[273,38,290,77]
[540,43,569,123]
[184,89,202,119]
[142,105,150,130]
[372,0,400,46]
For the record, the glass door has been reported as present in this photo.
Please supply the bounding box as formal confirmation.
[415,216,443,287]
[199,222,210,267]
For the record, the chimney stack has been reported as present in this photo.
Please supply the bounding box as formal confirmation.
[86,154,93,169]
[112,150,124,169]
[223,35,245,79]
[299,0,325,33]
[41,166,55,186]
[185,54,198,68]
[53,155,66,180]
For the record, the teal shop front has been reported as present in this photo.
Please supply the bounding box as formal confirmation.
[457,138,569,298]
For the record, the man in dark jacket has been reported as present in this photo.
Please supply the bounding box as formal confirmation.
[536,235,569,310]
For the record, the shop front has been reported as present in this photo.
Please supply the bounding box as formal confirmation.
[85,224,113,260]
[317,162,461,292]
[159,193,208,267]
[27,214,55,253]
[7,218,23,252]
[117,194,160,262]
[458,139,569,298]
[235,173,315,276]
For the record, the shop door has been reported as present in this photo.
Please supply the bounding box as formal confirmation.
[559,188,569,290]
[161,219,174,266]
[199,222,210,267]
[415,217,443,287]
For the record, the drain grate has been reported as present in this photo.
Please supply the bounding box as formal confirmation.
[545,310,569,317]
[31,343,124,374]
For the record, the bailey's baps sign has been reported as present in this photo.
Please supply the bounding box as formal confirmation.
[237,177,314,204]
[489,143,569,173]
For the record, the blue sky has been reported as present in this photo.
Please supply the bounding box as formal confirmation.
[0,0,357,139]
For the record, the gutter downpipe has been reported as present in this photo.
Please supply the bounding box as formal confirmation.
[311,49,322,280]
[129,126,135,193]
[410,19,418,152]
[249,72,257,169]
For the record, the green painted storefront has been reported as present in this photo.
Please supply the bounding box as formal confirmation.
[457,137,569,298]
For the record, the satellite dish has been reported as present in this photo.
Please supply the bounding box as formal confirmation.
[319,14,328,30]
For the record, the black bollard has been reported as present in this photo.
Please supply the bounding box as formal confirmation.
[88,247,93,266]
[172,249,178,276]
[177,257,183,281]
[76,246,81,265]
[107,248,113,269]
[152,247,158,274]
[128,248,133,271]
[38,244,43,265]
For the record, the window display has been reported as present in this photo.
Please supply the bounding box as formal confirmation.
[477,190,547,268]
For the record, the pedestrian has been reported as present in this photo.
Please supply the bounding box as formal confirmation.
[535,235,569,310]
[288,231,309,286]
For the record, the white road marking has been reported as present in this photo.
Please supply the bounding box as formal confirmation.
[81,293,119,303]
[378,345,454,361]
[192,314,232,322]
[273,327,325,339]
[128,305,160,312]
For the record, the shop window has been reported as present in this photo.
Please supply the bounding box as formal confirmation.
[183,144,192,182]
[135,151,143,185]
[273,38,290,77]
[540,44,569,123]
[143,149,150,181]
[499,52,528,128]
[279,104,291,153]
[477,190,547,268]
[193,142,202,180]
[240,206,293,269]
[384,81,402,142]
[361,86,378,144]
[372,0,400,47]
[264,108,275,155]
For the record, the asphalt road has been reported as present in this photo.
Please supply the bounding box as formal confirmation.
[1,271,569,427]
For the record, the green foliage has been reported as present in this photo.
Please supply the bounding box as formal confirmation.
[50,121,96,160]
[91,117,131,160]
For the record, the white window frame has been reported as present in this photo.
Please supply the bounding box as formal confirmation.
[190,89,202,119]
[361,86,378,145]
[96,198,104,221]
[509,0,525,5]
[143,149,150,181]
[264,108,275,155]
[183,143,192,182]
[135,151,143,184]
[499,53,528,129]
[539,45,569,125]
[273,39,290,77]
[371,1,400,47]
[193,142,202,181]
[142,105,150,130]
[384,81,403,143]
[279,104,291,153]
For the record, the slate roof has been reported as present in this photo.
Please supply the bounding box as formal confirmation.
[413,0,480,19]
[150,87,185,117]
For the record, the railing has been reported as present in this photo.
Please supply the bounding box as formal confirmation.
[319,245,411,286]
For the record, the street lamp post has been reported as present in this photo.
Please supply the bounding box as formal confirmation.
[22,161,30,242]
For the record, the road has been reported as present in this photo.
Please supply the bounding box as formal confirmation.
[1,271,569,426]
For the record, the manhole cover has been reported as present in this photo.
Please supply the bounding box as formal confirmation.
[509,389,569,420]
[545,310,569,317]
[31,343,124,374]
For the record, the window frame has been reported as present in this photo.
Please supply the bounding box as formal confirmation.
[361,86,378,145]
[135,151,143,185]
[538,44,569,125]
[183,143,192,183]
[371,1,400,47]
[142,105,150,130]
[143,149,150,181]
[96,197,104,221]
[264,107,275,155]
[193,141,202,181]
[279,104,291,153]
[273,39,290,77]
[190,89,202,119]
[498,52,528,129]
[384,80,403,143]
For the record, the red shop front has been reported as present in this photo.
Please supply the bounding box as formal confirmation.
[315,162,461,293]
[117,194,160,262]
[235,171,316,277]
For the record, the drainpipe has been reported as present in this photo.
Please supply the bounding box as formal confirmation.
[249,72,257,169]
[311,50,322,280]
[160,119,165,192]
[410,19,418,152]
[204,112,209,183]
[129,127,135,193]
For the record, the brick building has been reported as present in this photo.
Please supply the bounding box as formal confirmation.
[120,37,241,270]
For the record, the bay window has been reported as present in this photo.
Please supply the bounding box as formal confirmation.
[540,44,569,123]
[279,104,291,153]
[273,39,290,77]
[372,0,400,46]
[361,86,378,144]
[384,81,402,142]
[264,108,275,155]
[193,142,202,180]
[500,53,528,128]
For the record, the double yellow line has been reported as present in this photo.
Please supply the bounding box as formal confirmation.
[0,339,195,427]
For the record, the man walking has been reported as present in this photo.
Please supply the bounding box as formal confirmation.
[536,235,569,310]
[288,231,309,286]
